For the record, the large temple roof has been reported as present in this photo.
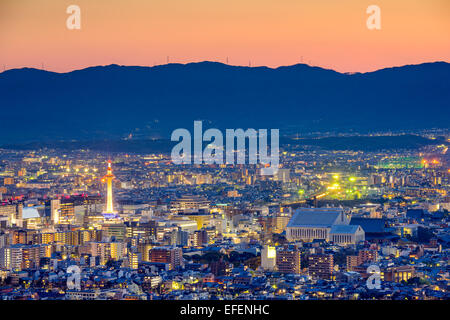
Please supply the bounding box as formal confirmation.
[287,208,345,228]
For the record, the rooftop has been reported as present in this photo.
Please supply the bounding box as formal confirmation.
[287,208,346,228]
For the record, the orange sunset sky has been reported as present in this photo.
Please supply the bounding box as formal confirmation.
[0,0,449,73]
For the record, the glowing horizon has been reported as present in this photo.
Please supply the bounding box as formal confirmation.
[1,0,449,73]
[2,59,449,75]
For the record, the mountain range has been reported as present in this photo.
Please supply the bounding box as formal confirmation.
[0,61,449,144]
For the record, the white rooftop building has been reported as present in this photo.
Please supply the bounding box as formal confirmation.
[286,208,364,245]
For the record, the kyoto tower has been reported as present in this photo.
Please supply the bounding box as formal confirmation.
[103,160,115,214]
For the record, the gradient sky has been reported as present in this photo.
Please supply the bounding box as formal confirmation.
[1,0,449,73]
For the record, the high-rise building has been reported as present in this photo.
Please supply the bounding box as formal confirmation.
[3,177,14,185]
[149,247,183,270]
[308,254,334,280]
[59,201,75,224]
[0,246,23,271]
[276,246,301,274]
[346,255,359,272]
[128,252,141,270]
[137,243,154,262]
[273,213,291,234]
[169,228,189,247]
[102,224,126,242]
[261,245,277,271]
[0,204,22,226]
[346,249,378,271]
[85,241,126,265]
[48,199,60,225]
[12,230,28,244]
[0,244,42,271]
[110,242,127,260]
[358,249,378,264]
[192,229,209,247]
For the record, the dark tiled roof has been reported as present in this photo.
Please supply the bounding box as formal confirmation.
[288,208,344,227]
[350,218,386,233]
[406,209,427,219]
[330,224,360,234]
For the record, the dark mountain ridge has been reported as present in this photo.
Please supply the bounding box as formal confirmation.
[0,61,448,144]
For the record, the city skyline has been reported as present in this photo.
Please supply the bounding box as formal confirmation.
[0,141,448,301]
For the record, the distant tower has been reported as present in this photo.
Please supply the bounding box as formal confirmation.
[103,160,115,213]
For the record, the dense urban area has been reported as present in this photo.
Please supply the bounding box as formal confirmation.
[0,132,449,300]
